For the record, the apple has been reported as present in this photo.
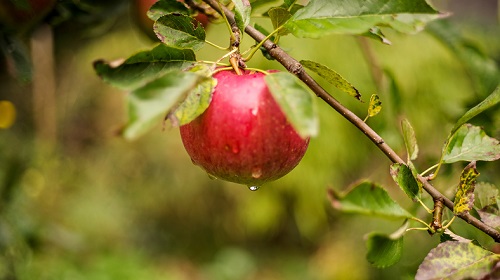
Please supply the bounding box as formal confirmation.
[180,69,309,189]
[132,0,209,40]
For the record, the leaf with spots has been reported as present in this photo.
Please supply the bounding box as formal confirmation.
[416,241,500,280]
[301,60,361,101]
[265,71,318,138]
[454,161,479,215]
[154,13,206,50]
[367,94,382,118]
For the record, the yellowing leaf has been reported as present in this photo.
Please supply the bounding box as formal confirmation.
[454,161,479,215]
[368,94,382,117]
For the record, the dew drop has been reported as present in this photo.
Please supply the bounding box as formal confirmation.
[251,107,258,116]
[248,185,260,191]
[207,173,217,180]
[251,167,262,179]
[231,144,240,154]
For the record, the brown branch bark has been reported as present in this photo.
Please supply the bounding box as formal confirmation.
[201,0,500,243]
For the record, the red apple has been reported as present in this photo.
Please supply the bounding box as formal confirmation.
[180,70,309,189]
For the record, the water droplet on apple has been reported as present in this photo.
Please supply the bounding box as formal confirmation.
[251,108,258,116]
[248,185,260,191]
[251,167,262,179]
[207,173,217,180]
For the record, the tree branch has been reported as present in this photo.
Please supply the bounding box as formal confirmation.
[201,0,500,243]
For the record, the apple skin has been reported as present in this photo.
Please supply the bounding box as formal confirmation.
[180,70,309,186]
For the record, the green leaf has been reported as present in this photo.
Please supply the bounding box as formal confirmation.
[283,0,295,8]
[268,7,291,35]
[367,94,382,117]
[453,161,479,215]
[122,71,202,140]
[154,13,205,50]
[329,181,414,219]
[0,35,32,83]
[401,118,419,161]
[427,20,500,97]
[416,241,500,280]
[451,86,500,135]
[232,0,251,32]
[366,231,404,268]
[265,72,318,138]
[285,0,443,39]
[390,163,421,201]
[442,124,500,164]
[300,60,361,101]
[362,27,392,45]
[147,1,189,21]
[171,64,217,126]
[93,44,196,91]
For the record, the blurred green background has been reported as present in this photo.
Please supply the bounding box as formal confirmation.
[0,0,499,279]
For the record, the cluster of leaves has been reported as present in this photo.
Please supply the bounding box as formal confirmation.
[92,0,500,278]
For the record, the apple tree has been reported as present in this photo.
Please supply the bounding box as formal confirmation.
[94,0,500,278]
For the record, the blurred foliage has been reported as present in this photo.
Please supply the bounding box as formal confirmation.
[0,0,499,279]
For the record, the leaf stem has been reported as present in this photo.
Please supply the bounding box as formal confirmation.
[200,0,500,243]
[421,163,439,177]
[205,40,229,50]
[243,26,283,62]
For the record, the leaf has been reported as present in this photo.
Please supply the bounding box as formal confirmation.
[283,0,295,8]
[416,241,500,280]
[390,163,421,201]
[453,161,479,215]
[427,20,500,97]
[442,124,500,163]
[171,64,217,126]
[265,72,318,138]
[232,0,251,32]
[475,182,500,229]
[285,0,443,39]
[0,35,32,82]
[366,231,404,268]
[401,118,419,161]
[300,60,361,100]
[154,13,206,51]
[475,182,500,210]
[122,71,202,140]
[328,181,414,219]
[451,86,500,135]
[268,7,291,35]
[93,44,196,91]
[147,0,189,21]
[0,100,16,129]
[362,27,392,45]
[367,94,382,117]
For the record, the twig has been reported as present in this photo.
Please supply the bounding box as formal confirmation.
[200,0,500,243]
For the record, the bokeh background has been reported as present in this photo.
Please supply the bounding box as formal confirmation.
[1,0,499,279]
